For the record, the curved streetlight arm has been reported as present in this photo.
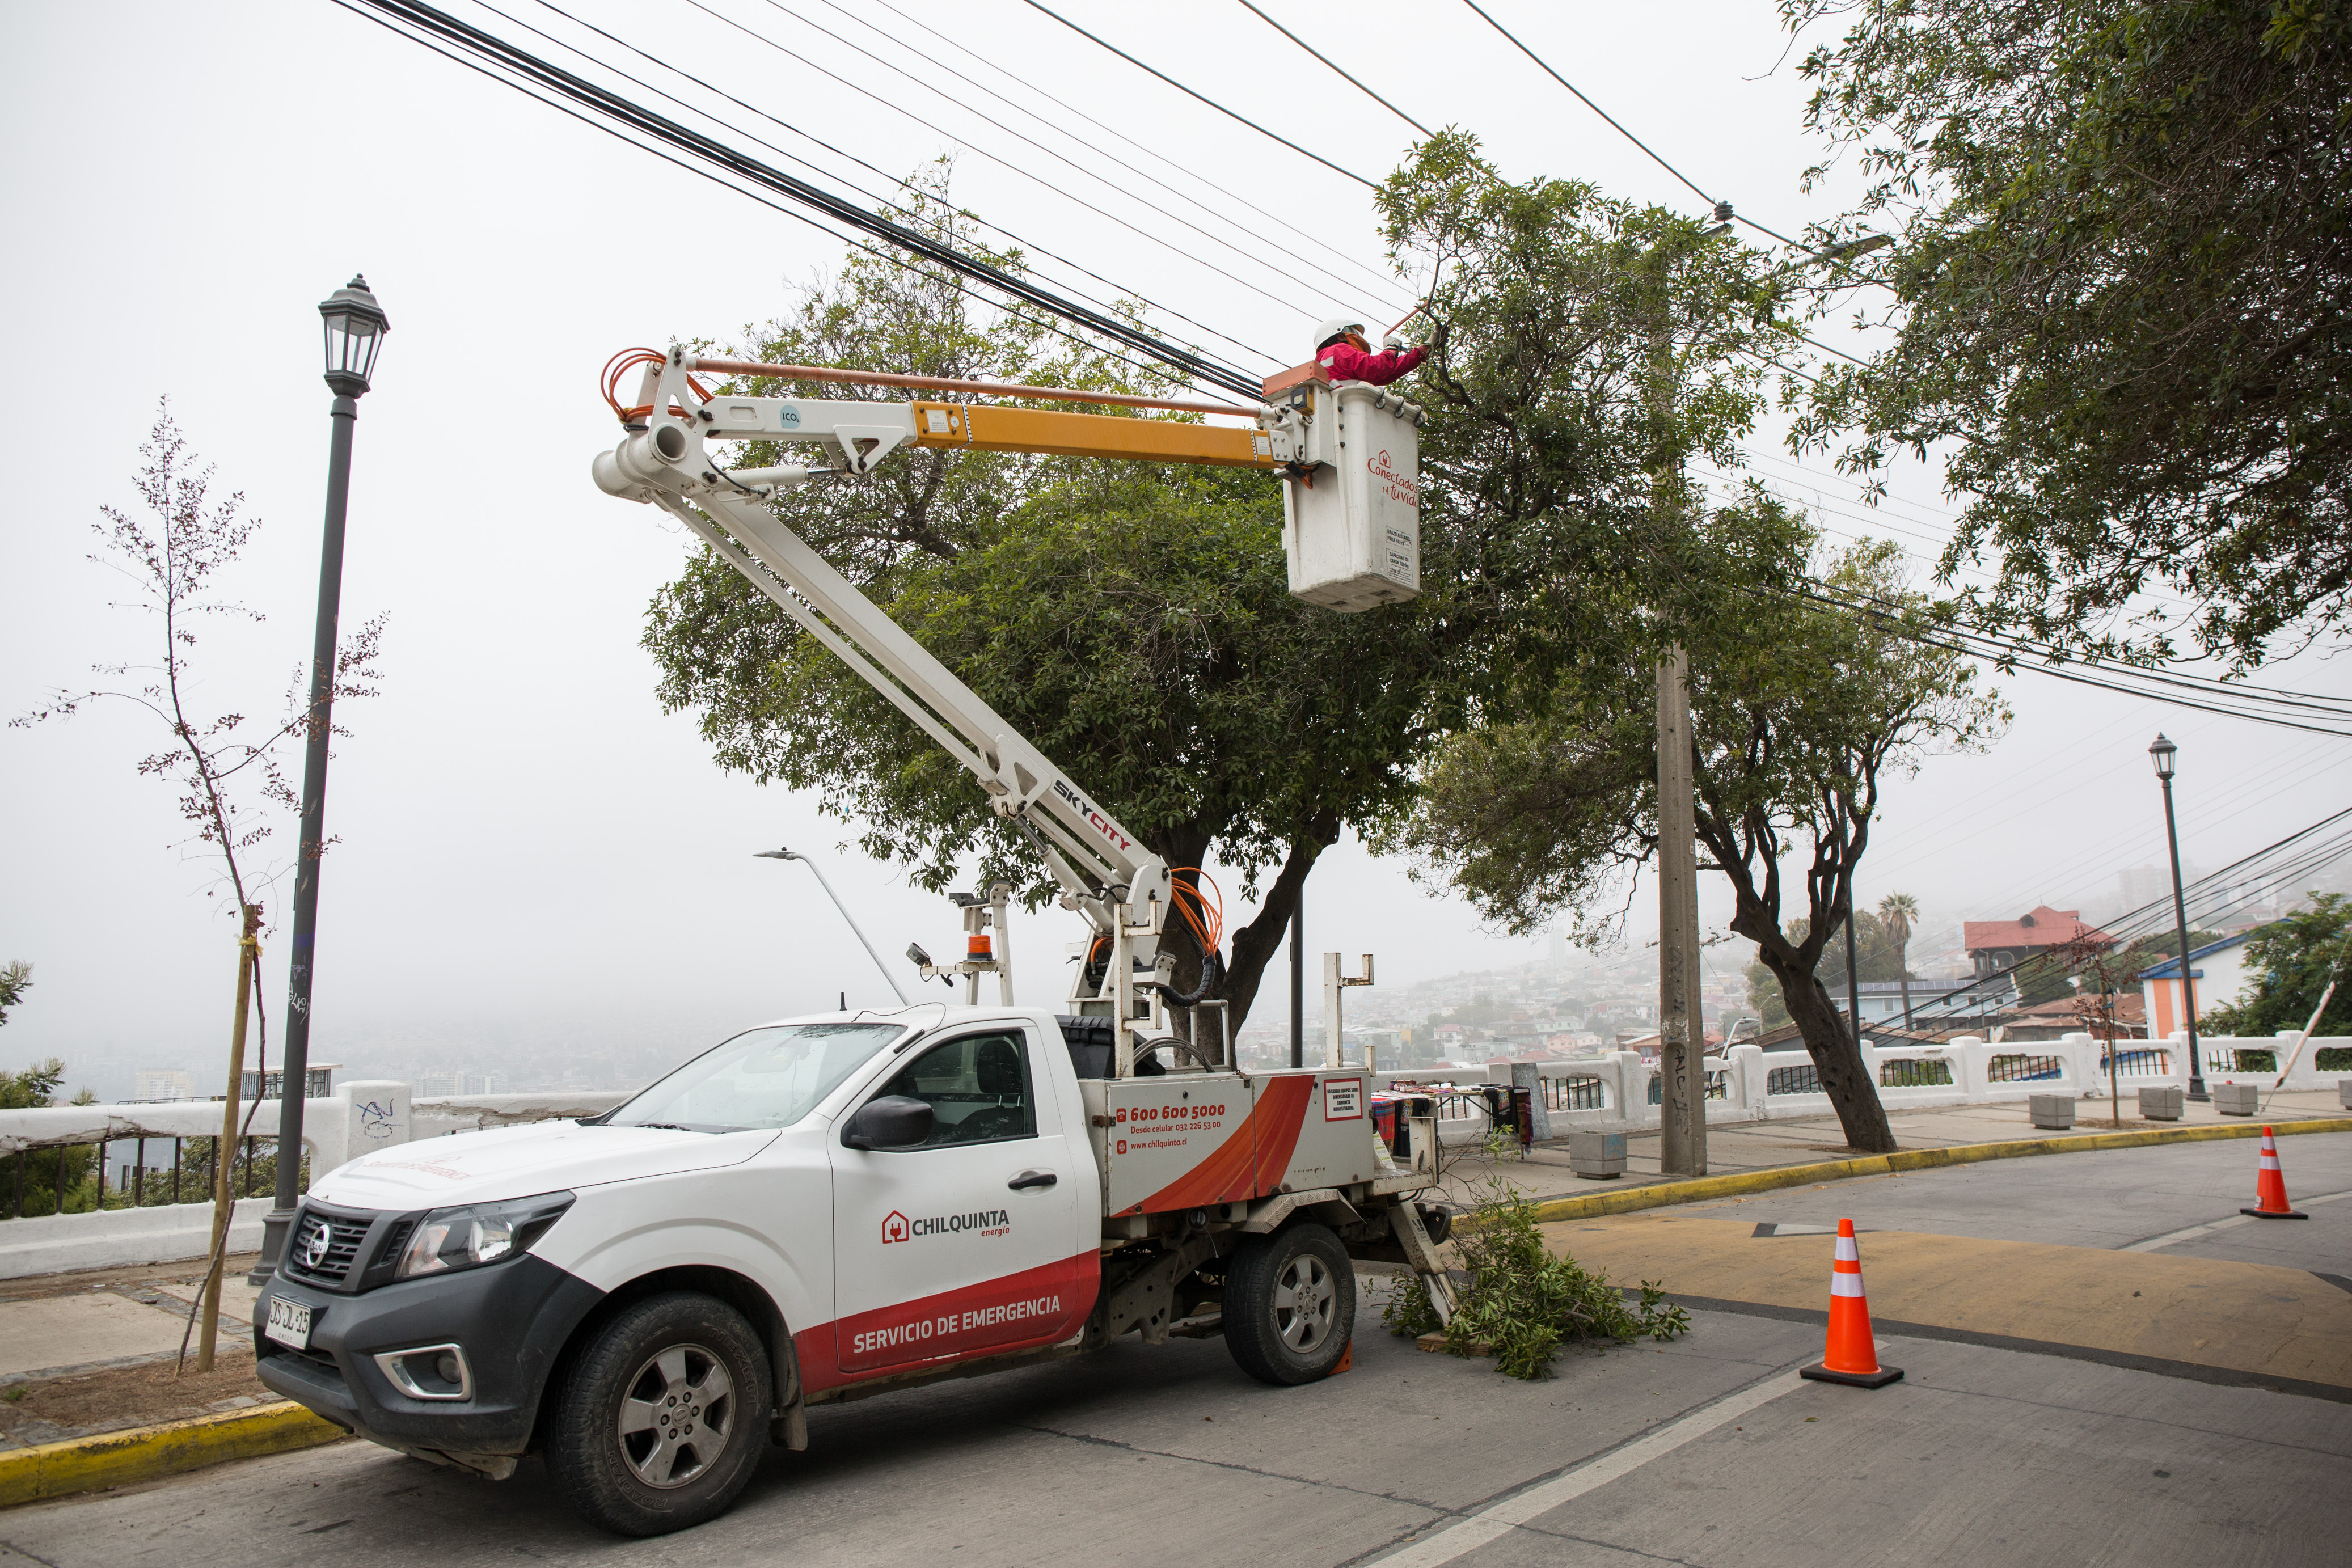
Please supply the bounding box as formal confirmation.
[759,849,911,1006]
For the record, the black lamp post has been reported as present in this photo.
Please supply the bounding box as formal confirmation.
[252,277,388,1283]
[2150,733,2207,1102]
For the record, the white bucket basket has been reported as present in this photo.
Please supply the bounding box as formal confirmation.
[1282,382,1421,612]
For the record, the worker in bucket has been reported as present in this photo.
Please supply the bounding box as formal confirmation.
[1312,316,1438,387]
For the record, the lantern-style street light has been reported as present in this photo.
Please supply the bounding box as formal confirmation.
[252,277,389,1284]
[2150,733,2208,1102]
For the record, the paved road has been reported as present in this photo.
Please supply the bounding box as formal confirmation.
[9,1139,2352,1566]
[6,1308,2349,1567]
[1675,1128,2352,1275]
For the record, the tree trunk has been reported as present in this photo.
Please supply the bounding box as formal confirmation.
[1214,821,1337,1041]
[1758,945,1897,1153]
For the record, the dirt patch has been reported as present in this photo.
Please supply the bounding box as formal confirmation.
[0,1354,274,1446]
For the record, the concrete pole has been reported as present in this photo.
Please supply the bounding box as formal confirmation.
[1656,645,1707,1174]
[1289,896,1304,1070]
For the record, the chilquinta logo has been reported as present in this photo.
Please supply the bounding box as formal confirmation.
[884,1207,1011,1242]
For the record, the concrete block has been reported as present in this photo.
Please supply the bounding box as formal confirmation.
[2029,1093,2075,1131]
[2340,1079,2351,1110]
[2138,1086,2184,1122]
[1568,1130,1626,1179]
[2213,1083,2260,1117]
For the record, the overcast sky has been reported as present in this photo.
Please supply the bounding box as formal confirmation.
[5,0,2346,1096]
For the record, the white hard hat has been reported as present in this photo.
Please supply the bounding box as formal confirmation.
[1314,317,1365,354]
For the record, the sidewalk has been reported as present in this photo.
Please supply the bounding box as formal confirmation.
[0,1254,271,1451]
[1430,1089,2352,1208]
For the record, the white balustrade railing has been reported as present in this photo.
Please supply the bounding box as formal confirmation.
[3,1035,2344,1274]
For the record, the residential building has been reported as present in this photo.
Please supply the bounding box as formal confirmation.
[1963,906,2114,980]
[2139,931,2264,1038]
[1830,975,2021,1029]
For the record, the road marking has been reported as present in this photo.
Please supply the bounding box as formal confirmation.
[2121,1189,2352,1252]
[1372,1367,1809,1567]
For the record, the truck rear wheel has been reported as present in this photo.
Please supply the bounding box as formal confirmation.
[547,1291,771,1537]
[1223,1222,1354,1385]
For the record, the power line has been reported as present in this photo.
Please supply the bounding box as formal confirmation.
[508,0,1279,378]
[821,0,1411,314]
[1020,0,1380,190]
[1235,0,1432,136]
[861,0,1407,303]
[737,0,1380,323]
[344,0,1266,400]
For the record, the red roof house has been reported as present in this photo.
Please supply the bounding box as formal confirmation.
[1962,906,2114,980]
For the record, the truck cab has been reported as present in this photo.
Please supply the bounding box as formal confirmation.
[254,1007,1441,1537]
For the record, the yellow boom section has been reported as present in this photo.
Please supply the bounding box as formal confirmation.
[908,401,1276,470]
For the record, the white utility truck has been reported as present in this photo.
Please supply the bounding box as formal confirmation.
[254,347,1450,1537]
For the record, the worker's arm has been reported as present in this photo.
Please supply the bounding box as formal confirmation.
[1314,341,1428,387]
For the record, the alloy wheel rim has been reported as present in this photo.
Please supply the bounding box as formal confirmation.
[1273,1253,1335,1353]
[615,1342,734,1488]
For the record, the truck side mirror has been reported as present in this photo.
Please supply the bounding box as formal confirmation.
[841,1094,934,1151]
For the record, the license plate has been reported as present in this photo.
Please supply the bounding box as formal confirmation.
[265,1296,313,1350]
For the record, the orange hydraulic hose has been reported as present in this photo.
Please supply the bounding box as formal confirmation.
[689,357,1256,418]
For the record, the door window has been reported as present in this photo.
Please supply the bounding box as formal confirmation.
[872,1032,1036,1147]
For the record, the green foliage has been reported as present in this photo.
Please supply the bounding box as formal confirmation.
[1746,911,1915,1030]
[1,1058,64,1109]
[644,153,1733,1029]
[1382,1177,1688,1380]
[1397,533,2004,1151]
[1784,0,2352,667]
[2207,895,2352,1036]
[0,962,29,1028]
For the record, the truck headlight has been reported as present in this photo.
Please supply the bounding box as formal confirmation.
[395,1193,574,1280]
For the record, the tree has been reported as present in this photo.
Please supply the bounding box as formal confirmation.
[1783,0,2352,667]
[1878,892,1919,1027]
[2206,894,2352,1037]
[0,962,28,1028]
[12,408,382,1359]
[1743,908,1910,1031]
[647,150,1736,1036]
[1400,536,2006,1152]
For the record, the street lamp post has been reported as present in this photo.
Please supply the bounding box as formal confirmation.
[755,848,911,1005]
[2150,734,2207,1101]
[252,277,389,1284]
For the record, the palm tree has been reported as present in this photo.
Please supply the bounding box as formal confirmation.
[1878,893,1920,1030]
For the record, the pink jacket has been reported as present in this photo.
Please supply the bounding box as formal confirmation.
[1315,340,1426,387]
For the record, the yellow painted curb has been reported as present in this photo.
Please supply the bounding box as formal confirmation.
[0,1400,347,1508]
[1527,1115,2352,1225]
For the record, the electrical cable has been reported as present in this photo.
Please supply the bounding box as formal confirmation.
[861,0,1407,301]
[517,0,1280,377]
[348,3,1219,401]
[1020,0,1380,190]
[667,0,1337,327]
[1235,0,1432,136]
[817,0,1412,315]
[344,0,1267,400]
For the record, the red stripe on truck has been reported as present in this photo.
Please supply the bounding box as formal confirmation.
[806,1250,1102,1392]
[1133,1073,1316,1214]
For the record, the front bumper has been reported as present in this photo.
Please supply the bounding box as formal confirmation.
[255,1252,603,1457]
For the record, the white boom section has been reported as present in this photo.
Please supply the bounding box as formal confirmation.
[592,349,1175,1066]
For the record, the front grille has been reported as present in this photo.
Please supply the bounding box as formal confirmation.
[284,1211,371,1284]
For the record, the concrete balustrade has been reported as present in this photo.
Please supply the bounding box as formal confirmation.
[3,1037,2344,1276]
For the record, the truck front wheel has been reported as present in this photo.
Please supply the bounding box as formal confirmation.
[1223,1223,1354,1385]
[547,1291,771,1537]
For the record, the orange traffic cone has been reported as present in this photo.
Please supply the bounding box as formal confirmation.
[1798,1219,1903,1388]
[2240,1126,2309,1219]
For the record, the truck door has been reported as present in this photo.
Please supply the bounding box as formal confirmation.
[829,1026,1095,1376]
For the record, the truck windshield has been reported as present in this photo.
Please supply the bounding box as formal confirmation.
[605,1022,905,1132]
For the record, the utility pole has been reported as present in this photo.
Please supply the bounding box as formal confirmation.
[1289,895,1304,1070]
[1656,645,1705,1174]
